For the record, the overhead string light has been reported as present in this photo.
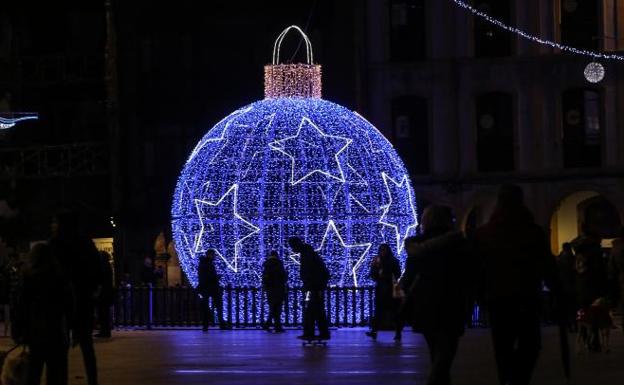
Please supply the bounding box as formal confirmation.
[451,0,624,61]
[0,113,38,129]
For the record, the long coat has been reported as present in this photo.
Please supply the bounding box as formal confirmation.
[401,231,471,335]
[371,254,401,298]
[474,206,559,305]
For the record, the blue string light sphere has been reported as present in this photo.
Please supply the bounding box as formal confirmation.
[172,27,418,289]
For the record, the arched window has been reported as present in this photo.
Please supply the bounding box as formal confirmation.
[391,96,429,175]
[473,0,513,57]
[389,0,426,61]
[561,88,602,168]
[476,92,514,172]
[560,0,600,50]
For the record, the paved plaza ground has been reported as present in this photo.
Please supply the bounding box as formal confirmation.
[1,326,623,385]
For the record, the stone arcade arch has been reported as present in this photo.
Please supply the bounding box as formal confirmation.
[549,190,622,255]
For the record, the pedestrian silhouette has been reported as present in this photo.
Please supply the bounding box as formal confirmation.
[141,255,156,287]
[573,223,608,352]
[48,210,101,385]
[95,251,114,338]
[262,250,287,333]
[14,243,73,385]
[367,243,402,341]
[608,227,624,330]
[400,205,472,385]
[288,237,330,341]
[475,184,560,385]
[557,243,577,331]
[197,249,230,331]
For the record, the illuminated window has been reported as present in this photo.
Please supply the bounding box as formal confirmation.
[391,96,429,175]
[560,0,600,50]
[561,89,601,168]
[389,0,426,61]
[474,0,513,57]
[476,92,514,172]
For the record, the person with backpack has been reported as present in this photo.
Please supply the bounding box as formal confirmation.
[288,237,330,341]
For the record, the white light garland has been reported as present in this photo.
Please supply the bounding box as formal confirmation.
[0,114,38,130]
[451,0,624,61]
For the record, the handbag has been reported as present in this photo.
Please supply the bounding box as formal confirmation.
[392,275,405,299]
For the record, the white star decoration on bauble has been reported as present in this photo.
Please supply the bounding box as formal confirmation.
[194,184,259,272]
[316,220,372,287]
[269,117,352,185]
[379,173,419,254]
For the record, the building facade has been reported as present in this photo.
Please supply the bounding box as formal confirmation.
[362,0,624,252]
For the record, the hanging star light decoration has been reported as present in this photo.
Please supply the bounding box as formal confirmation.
[172,26,419,292]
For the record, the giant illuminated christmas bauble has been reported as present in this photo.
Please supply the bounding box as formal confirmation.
[172,26,418,288]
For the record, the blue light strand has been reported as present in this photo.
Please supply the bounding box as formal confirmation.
[451,0,624,61]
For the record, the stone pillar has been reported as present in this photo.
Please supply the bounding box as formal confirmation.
[431,73,456,178]
[453,0,472,57]
[541,84,560,171]
[603,84,618,167]
[516,85,533,172]
[458,85,477,176]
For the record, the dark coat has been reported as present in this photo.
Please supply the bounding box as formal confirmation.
[141,265,156,286]
[13,247,73,347]
[573,235,607,307]
[609,238,624,306]
[262,257,287,292]
[48,233,101,336]
[299,244,329,291]
[557,250,576,295]
[401,231,471,335]
[475,206,559,305]
[370,254,401,295]
[197,257,220,295]
[48,234,101,302]
[98,255,114,306]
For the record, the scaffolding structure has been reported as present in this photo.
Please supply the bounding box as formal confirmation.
[0,142,109,179]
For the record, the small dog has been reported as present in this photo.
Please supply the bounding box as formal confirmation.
[576,298,614,353]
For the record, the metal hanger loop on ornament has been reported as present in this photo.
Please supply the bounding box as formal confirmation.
[272,25,314,65]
